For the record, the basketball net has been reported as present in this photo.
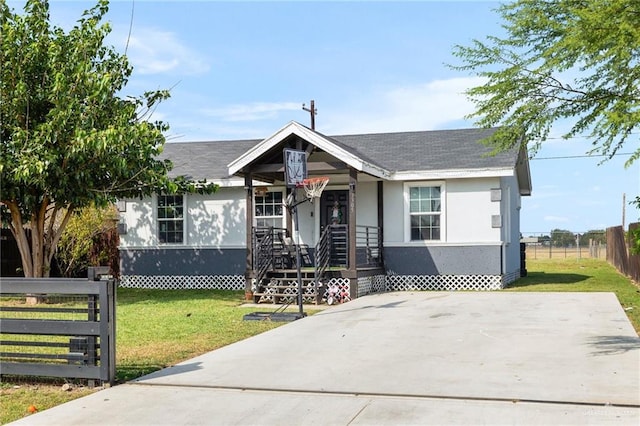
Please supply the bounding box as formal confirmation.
[299,176,329,201]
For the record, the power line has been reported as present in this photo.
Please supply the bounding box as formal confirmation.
[530,152,635,160]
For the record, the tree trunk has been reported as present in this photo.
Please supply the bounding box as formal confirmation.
[31,198,48,277]
[6,201,33,277]
[5,200,73,303]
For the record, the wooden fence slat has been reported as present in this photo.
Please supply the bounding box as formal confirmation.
[606,222,640,283]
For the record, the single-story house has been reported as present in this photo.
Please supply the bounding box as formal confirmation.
[118,121,531,302]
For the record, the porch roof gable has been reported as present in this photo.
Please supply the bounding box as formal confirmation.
[227,121,391,179]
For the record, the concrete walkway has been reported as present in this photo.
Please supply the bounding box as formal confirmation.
[12,292,640,425]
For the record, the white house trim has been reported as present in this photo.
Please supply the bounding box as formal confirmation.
[120,245,247,250]
[384,241,506,247]
[402,181,447,243]
[392,168,515,182]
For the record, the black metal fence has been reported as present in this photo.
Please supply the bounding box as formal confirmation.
[0,269,116,385]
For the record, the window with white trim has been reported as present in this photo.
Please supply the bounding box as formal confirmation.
[157,195,184,244]
[255,192,284,228]
[408,185,442,241]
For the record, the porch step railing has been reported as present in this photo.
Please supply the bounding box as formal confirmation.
[356,225,382,267]
[314,225,333,289]
[252,224,383,303]
[329,225,349,267]
[252,226,286,286]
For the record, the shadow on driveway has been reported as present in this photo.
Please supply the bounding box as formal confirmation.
[587,335,640,356]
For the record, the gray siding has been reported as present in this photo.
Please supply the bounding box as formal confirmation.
[384,245,502,275]
[120,248,246,276]
[121,246,506,278]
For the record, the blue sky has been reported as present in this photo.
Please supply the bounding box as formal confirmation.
[10,0,640,235]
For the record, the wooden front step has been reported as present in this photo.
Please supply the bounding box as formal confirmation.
[254,272,324,304]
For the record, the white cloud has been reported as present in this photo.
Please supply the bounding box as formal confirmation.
[200,102,301,122]
[322,77,484,134]
[120,28,210,76]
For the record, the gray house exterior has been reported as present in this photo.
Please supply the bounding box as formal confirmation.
[118,122,531,299]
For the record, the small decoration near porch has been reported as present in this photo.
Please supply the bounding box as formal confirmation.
[331,200,343,224]
[254,186,268,197]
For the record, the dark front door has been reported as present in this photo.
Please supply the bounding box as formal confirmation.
[320,190,348,229]
[320,190,349,267]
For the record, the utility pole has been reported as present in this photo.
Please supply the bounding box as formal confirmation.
[302,100,317,130]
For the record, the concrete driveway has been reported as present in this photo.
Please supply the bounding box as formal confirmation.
[12,292,640,425]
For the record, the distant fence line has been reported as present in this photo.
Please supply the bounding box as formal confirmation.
[606,223,640,284]
[521,230,606,260]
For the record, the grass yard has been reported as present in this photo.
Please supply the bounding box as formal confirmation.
[2,258,638,424]
[507,258,640,334]
[1,289,299,424]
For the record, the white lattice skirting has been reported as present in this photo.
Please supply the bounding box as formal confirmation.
[386,274,504,291]
[120,272,520,293]
[255,278,320,304]
[120,275,244,290]
[358,275,387,297]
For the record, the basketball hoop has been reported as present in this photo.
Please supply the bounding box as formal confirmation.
[299,176,329,201]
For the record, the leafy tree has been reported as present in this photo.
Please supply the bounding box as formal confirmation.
[0,0,215,277]
[450,0,640,167]
[56,204,119,278]
[550,229,576,247]
[630,227,640,255]
[578,229,606,246]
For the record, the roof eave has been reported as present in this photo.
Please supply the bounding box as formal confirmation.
[390,167,516,181]
[516,145,533,196]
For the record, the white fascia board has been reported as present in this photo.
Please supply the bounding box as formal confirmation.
[391,167,514,181]
[516,146,533,196]
[206,178,272,188]
[227,120,391,179]
[227,121,301,176]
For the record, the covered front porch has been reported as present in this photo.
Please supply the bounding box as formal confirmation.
[227,122,388,304]
[250,224,383,304]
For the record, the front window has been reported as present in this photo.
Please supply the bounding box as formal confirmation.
[409,185,441,241]
[158,195,184,243]
[255,192,284,228]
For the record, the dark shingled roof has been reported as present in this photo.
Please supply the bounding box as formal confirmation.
[330,127,517,172]
[160,138,260,180]
[161,127,518,180]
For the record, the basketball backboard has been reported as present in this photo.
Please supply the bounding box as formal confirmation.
[283,149,307,188]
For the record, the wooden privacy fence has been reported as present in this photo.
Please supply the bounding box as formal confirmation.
[0,270,116,385]
[606,223,640,283]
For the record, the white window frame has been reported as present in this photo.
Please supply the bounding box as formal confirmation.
[403,181,446,243]
[253,190,285,229]
[156,194,186,245]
